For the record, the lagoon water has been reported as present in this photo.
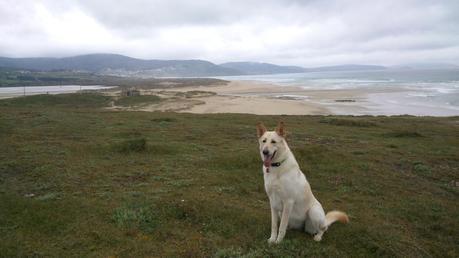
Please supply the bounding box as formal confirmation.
[218,68,459,116]
[0,85,115,99]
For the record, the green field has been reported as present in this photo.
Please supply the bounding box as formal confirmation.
[0,69,226,88]
[0,93,458,257]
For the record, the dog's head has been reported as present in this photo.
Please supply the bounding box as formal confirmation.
[256,121,288,168]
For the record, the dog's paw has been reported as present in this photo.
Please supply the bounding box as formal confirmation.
[313,234,322,242]
[274,239,283,244]
[267,237,277,244]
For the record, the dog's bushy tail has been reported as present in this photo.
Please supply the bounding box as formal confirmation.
[325,210,349,227]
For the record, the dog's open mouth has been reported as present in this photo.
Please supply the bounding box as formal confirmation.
[263,151,276,168]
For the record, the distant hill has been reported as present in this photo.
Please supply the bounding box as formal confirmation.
[390,63,459,70]
[220,62,306,75]
[0,54,240,77]
[220,62,388,74]
[0,54,390,77]
[306,64,386,72]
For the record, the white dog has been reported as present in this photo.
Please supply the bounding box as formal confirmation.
[257,121,349,244]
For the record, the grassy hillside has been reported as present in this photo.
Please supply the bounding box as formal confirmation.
[0,69,227,88]
[0,94,458,257]
[0,54,241,77]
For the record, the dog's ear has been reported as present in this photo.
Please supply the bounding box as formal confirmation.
[276,121,286,137]
[256,122,267,138]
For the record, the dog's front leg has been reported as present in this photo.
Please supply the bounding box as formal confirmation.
[268,207,278,244]
[275,200,294,243]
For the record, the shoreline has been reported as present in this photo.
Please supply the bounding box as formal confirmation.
[155,80,333,115]
[141,80,458,116]
[2,80,458,116]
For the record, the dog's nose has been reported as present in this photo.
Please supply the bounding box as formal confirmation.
[262,149,269,155]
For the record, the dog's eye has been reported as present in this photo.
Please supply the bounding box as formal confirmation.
[271,140,277,144]
[262,139,267,143]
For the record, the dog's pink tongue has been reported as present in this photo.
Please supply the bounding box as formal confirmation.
[263,157,272,168]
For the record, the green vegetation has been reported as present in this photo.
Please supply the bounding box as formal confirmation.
[0,69,116,87]
[184,90,217,98]
[0,93,458,257]
[0,93,112,108]
[319,117,377,127]
[113,138,147,153]
[0,69,227,88]
[114,95,161,107]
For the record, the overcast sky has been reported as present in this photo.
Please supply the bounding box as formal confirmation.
[0,0,458,66]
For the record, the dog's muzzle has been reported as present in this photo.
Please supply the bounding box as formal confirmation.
[263,150,276,171]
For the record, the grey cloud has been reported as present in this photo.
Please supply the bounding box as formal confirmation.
[0,0,458,66]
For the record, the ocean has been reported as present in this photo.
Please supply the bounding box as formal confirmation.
[217,68,459,116]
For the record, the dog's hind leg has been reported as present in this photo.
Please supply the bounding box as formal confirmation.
[304,202,327,241]
[313,229,326,242]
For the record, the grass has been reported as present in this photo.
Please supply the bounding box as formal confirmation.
[112,138,147,153]
[0,94,458,257]
[0,70,227,87]
[319,117,377,127]
[386,130,424,138]
[112,206,159,233]
[114,95,161,107]
[0,93,112,108]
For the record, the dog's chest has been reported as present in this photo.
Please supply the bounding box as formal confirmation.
[264,173,287,200]
[264,176,284,211]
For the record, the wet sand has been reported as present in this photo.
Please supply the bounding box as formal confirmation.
[153,80,458,116]
[144,80,392,115]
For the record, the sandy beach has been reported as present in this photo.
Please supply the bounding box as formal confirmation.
[4,80,456,116]
[131,79,459,116]
[128,80,414,115]
[153,81,333,115]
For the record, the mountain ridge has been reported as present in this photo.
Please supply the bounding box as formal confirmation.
[220,61,306,75]
[0,54,241,77]
[0,53,392,77]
